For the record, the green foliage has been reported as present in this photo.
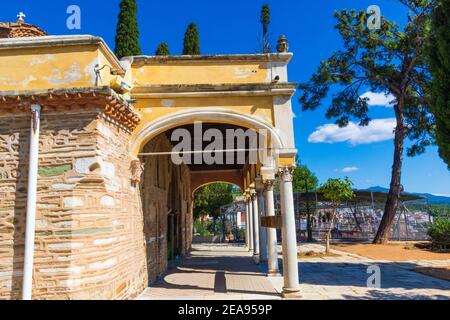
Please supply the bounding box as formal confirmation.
[319,177,355,252]
[155,42,170,56]
[237,228,246,241]
[183,23,200,55]
[193,219,222,236]
[428,0,450,169]
[298,1,434,156]
[292,164,319,192]
[259,4,272,53]
[260,4,271,35]
[318,177,355,208]
[275,159,318,193]
[427,217,450,248]
[208,220,222,236]
[114,0,141,59]
[193,183,235,219]
[430,205,450,218]
[298,1,435,243]
[194,219,211,236]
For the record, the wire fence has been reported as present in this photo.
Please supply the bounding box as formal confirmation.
[220,192,440,243]
[273,192,433,241]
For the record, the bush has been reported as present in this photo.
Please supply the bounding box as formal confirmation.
[237,228,246,241]
[193,219,222,237]
[194,219,211,237]
[207,220,222,236]
[427,217,450,250]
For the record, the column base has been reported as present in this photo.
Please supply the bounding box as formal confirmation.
[282,287,302,299]
[267,271,281,277]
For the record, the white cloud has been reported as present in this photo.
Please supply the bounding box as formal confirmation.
[308,118,396,145]
[340,166,360,173]
[360,91,396,107]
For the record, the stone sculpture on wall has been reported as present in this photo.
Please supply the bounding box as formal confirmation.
[130,159,144,185]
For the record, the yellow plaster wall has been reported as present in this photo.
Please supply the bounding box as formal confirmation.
[131,61,269,86]
[0,45,119,91]
[130,96,275,154]
[134,96,274,129]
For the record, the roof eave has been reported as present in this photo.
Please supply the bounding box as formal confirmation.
[129,52,294,66]
[0,35,125,75]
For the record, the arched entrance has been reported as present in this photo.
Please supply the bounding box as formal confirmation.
[136,115,270,284]
[134,106,301,298]
[130,108,286,158]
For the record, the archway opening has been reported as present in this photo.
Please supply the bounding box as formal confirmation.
[137,121,261,285]
[192,183,243,244]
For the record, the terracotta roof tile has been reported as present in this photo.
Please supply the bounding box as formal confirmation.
[0,21,47,38]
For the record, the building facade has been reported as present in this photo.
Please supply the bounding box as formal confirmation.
[0,20,300,299]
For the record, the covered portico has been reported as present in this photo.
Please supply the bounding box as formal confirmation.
[128,42,301,298]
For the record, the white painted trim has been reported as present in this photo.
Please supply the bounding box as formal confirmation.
[22,104,41,300]
[132,88,296,99]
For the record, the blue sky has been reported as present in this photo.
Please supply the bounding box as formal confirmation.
[2,0,449,195]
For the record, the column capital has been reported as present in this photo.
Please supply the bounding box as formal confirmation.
[279,167,294,183]
[249,189,257,200]
[263,179,275,191]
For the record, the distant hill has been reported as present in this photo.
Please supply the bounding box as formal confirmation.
[364,186,450,205]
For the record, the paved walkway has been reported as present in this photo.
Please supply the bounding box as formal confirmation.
[273,244,450,300]
[137,244,281,300]
[137,243,450,300]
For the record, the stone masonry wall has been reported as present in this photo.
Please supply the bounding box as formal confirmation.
[139,134,192,285]
[0,110,148,300]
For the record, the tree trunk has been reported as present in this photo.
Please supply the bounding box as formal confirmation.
[325,208,336,253]
[305,180,313,242]
[325,233,330,253]
[373,102,405,244]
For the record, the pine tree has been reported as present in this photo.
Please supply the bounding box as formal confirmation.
[114,0,141,59]
[155,42,170,56]
[298,1,434,244]
[260,4,271,53]
[183,23,200,55]
[429,0,450,169]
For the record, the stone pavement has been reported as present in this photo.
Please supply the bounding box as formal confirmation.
[137,244,281,300]
[137,243,450,300]
[269,244,450,300]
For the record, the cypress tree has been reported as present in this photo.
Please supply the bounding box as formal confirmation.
[260,4,271,53]
[114,0,141,59]
[183,23,200,55]
[260,4,270,37]
[155,42,170,56]
[429,0,450,169]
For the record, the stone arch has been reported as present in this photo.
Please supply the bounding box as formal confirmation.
[191,170,244,196]
[130,108,286,158]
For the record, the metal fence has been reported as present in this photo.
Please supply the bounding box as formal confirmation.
[220,201,246,242]
[220,191,437,242]
[274,192,433,241]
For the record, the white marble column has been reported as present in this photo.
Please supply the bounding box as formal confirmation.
[257,190,268,264]
[264,180,280,276]
[279,167,301,298]
[248,196,254,252]
[22,104,41,300]
[245,200,250,248]
[251,191,260,261]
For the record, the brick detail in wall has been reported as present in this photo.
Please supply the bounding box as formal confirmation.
[0,111,149,300]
